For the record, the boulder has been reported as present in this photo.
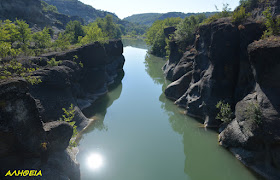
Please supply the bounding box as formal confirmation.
[43,121,73,152]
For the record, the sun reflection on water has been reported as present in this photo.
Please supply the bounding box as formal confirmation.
[87,153,104,170]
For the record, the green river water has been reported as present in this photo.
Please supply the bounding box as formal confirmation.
[76,39,258,180]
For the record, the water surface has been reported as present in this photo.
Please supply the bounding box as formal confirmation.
[77,39,257,180]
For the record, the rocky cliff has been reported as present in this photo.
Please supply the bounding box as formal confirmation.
[0,40,125,179]
[163,13,280,180]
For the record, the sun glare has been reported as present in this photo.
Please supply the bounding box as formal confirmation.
[87,153,104,170]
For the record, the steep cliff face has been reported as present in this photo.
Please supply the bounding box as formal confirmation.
[162,13,280,180]
[219,37,280,179]
[29,40,124,128]
[0,0,83,29]
[0,40,125,179]
[0,79,80,179]
[164,18,265,126]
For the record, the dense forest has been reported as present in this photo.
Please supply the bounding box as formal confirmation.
[124,12,217,26]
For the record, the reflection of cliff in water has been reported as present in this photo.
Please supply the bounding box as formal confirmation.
[81,70,124,133]
[122,38,149,50]
[145,52,253,180]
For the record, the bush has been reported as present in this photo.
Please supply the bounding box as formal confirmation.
[232,6,251,23]
[47,58,62,66]
[262,7,280,39]
[216,101,233,123]
[59,104,77,147]
[0,60,41,85]
[244,103,262,125]
[202,4,232,24]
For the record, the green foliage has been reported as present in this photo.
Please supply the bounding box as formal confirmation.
[15,19,31,46]
[32,27,51,48]
[216,101,233,123]
[47,58,62,67]
[174,15,206,53]
[262,7,280,39]
[95,15,122,39]
[65,20,85,44]
[232,6,251,23]
[244,103,262,125]
[202,4,232,24]
[0,60,42,85]
[60,104,77,147]
[53,33,71,50]
[145,17,182,57]
[0,42,20,58]
[239,0,259,11]
[41,1,58,13]
[80,23,108,45]
[72,55,83,68]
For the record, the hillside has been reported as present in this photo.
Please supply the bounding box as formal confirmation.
[124,12,217,26]
[0,0,82,29]
[44,0,118,24]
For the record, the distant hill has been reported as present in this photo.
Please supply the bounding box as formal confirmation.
[44,0,119,24]
[124,12,217,26]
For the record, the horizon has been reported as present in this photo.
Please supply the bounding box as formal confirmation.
[80,0,240,19]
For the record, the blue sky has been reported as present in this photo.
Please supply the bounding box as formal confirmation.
[80,0,240,19]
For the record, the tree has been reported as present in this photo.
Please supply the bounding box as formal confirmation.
[32,27,51,48]
[145,17,182,57]
[65,21,85,44]
[15,19,31,46]
[95,15,122,39]
[80,24,108,45]
[175,15,206,52]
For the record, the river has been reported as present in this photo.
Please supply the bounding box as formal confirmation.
[76,39,258,180]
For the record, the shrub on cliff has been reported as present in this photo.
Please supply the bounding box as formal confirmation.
[232,6,252,23]
[262,7,280,38]
[59,104,78,147]
[0,60,42,85]
[244,103,263,125]
[202,4,232,24]
[216,101,233,123]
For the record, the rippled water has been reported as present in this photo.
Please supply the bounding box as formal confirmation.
[76,39,258,180]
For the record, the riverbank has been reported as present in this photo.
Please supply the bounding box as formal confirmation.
[0,39,125,179]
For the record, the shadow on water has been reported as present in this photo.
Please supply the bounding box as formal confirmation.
[144,52,259,180]
[81,70,124,133]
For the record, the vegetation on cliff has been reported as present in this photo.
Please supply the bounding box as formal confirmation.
[145,15,206,57]
[145,18,182,57]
